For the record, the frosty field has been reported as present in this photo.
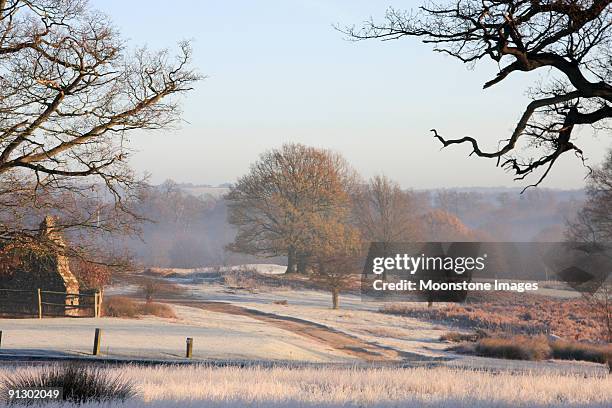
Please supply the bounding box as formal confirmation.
[1,364,610,408]
[1,264,610,408]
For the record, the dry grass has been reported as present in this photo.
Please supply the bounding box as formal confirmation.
[381,291,606,341]
[474,336,552,361]
[454,334,611,364]
[440,330,487,343]
[550,340,612,364]
[0,364,609,407]
[102,297,176,319]
[103,296,139,318]
[140,302,176,319]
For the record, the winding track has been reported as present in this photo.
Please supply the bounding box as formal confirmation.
[169,300,407,362]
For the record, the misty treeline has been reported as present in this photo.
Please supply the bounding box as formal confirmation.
[128,182,583,272]
[1,155,586,274]
[119,144,582,271]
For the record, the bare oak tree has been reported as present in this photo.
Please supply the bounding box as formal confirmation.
[0,0,200,251]
[344,0,612,189]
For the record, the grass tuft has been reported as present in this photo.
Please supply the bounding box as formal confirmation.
[0,364,136,404]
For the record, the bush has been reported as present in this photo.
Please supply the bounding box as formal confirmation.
[0,364,136,404]
[103,296,138,318]
[475,336,551,361]
[470,335,612,364]
[103,297,176,319]
[550,340,612,364]
[140,302,176,319]
[440,330,487,343]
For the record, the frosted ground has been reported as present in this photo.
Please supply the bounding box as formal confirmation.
[0,264,606,374]
[1,264,610,407]
[0,364,610,408]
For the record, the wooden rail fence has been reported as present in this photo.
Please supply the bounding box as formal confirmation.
[0,288,103,318]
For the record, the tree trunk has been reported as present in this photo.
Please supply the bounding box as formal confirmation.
[286,247,296,274]
[332,288,339,309]
[297,255,307,274]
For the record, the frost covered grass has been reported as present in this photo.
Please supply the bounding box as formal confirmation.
[1,364,610,407]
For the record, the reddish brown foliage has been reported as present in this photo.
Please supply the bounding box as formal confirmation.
[382,292,607,342]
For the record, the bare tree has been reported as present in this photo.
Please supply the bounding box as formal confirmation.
[226,143,357,274]
[569,149,612,243]
[343,1,612,189]
[0,0,200,251]
[354,175,423,244]
[567,149,612,341]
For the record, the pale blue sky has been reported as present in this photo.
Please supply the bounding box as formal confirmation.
[92,0,610,189]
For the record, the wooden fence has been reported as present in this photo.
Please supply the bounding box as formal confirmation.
[0,288,103,318]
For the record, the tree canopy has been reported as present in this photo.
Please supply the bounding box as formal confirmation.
[0,0,200,257]
[225,143,357,273]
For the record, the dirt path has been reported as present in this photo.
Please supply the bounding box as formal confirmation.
[170,300,404,362]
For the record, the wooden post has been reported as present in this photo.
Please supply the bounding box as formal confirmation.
[94,292,99,318]
[98,291,102,317]
[0,330,2,348]
[186,337,193,358]
[37,289,42,319]
[92,328,102,356]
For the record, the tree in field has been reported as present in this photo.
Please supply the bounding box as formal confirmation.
[354,175,423,244]
[344,1,612,189]
[308,216,363,309]
[0,0,200,257]
[567,149,612,341]
[226,143,356,274]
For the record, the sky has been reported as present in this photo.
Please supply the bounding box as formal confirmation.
[91,0,610,190]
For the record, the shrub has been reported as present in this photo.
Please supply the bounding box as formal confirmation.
[440,331,487,343]
[475,336,551,361]
[140,302,176,319]
[103,296,138,318]
[550,340,612,364]
[0,364,136,404]
[103,297,176,319]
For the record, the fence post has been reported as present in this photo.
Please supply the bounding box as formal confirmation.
[92,328,102,356]
[186,337,193,358]
[94,292,99,318]
[37,289,42,319]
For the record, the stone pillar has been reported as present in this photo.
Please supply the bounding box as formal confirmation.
[39,216,80,316]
